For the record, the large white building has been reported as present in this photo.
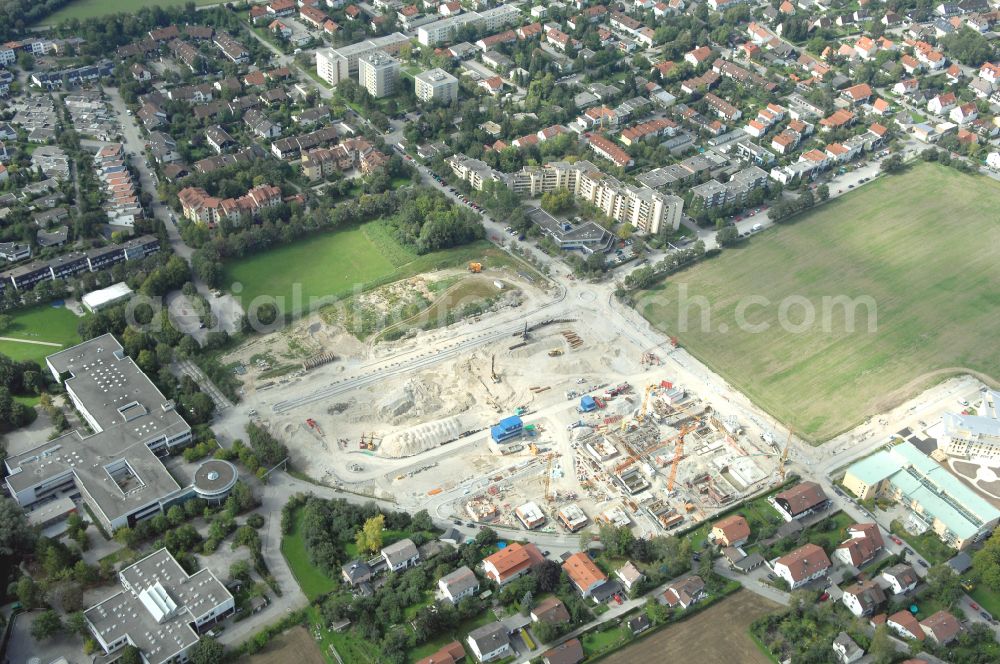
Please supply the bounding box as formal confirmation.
[4,335,198,533]
[358,51,400,98]
[940,390,1000,460]
[414,68,459,103]
[416,5,521,46]
[509,160,684,234]
[85,548,234,664]
[315,33,409,85]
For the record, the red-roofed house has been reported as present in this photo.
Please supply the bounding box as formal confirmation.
[920,610,961,645]
[483,543,545,586]
[834,523,884,567]
[772,543,831,589]
[841,83,873,104]
[711,515,751,547]
[562,553,608,598]
[928,92,957,114]
[685,45,713,66]
[888,610,924,641]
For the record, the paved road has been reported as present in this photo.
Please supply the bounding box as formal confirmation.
[103,87,244,338]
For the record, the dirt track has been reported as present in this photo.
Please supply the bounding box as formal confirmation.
[602,590,781,664]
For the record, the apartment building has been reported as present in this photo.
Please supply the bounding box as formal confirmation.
[416,5,521,46]
[940,390,1000,460]
[358,51,400,98]
[414,67,459,103]
[178,184,282,226]
[690,165,768,209]
[315,33,409,85]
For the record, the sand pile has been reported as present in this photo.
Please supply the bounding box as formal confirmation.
[379,415,469,457]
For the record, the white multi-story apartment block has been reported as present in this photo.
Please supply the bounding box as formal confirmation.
[941,389,1000,460]
[358,51,400,98]
[416,5,521,45]
[315,33,409,85]
[414,67,459,103]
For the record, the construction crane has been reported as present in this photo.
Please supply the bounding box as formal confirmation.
[621,384,656,432]
[778,429,792,481]
[614,400,703,474]
[667,419,701,492]
[491,354,500,383]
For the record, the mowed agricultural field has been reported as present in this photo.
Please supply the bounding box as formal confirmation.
[246,626,326,664]
[637,162,1000,441]
[40,0,217,24]
[602,590,780,664]
[0,304,81,365]
[223,221,513,317]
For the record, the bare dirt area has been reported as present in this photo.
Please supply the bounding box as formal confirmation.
[601,590,781,664]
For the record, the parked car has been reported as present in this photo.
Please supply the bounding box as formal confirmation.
[819,592,830,602]
[891,536,903,545]
[917,560,929,568]
[982,611,993,622]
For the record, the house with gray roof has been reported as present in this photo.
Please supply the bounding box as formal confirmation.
[381,538,420,572]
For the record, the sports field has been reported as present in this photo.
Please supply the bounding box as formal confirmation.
[0,304,81,365]
[637,162,1000,442]
[40,0,217,25]
[223,221,505,317]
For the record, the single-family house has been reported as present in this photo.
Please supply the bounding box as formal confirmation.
[881,563,919,595]
[438,566,479,603]
[711,515,751,547]
[381,539,420,572]
[662,575,706,609]
[772,543,831,589]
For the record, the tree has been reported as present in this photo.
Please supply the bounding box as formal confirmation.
[15,576,43,609]
[973,530,1000,589]
[30,610,63,641]
[540,188,574,214]
[926,563,962,606]
[521,590,533,616]
[869,625,895,664]
[355,514,385,555]
[0,497,37,557]
[645,596,668,625]
[881,154,903,173]
[536,560,561,593]
[66,611,88,636]
[816,184,829,202]
[190,636,225,664]
[410,509,433,532]
[716,226,739,247]
[118,645,142,664]
[475,527,497,548]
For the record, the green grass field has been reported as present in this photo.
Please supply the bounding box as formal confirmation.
[40,0,218,24]
[280,508,338,602]
[0,304,81,365]
[637,163,1000,442]
[224,221,516,317]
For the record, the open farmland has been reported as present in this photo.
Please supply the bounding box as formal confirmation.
[0,304,81,365]
[637,162,1000,441]
[223,221,518,317]
[602,590,780,664]
[40,0,217,24]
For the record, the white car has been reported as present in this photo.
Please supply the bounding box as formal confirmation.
[751,223,763,232]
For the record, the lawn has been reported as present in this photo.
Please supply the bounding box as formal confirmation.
[970,585,1000,617]
[636,163,1000,442]
[223,220,505,318]
[0,303,81,365]
[40,0,218,24]
[582,624,631,657]
[306,606,380,664]
[280,508,338,602]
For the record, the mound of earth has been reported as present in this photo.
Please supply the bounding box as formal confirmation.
[380,415,469,457]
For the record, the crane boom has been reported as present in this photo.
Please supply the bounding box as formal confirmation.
[667,420,700,492]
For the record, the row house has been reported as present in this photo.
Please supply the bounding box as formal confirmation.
[743,103,786,138]
[712,58,778,92]
[215,33,249,64]
[178,184,282,227]
[300,137,374,179]
[271,126,339,160]
[586,133,634,169]
[619,118,677,146]
[703,93,742,122]
[245,109,282,138]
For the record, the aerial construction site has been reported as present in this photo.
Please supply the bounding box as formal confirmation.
[220,264,789,539]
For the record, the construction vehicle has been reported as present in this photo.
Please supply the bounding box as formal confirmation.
[491,355,500,383]
[468,262,482,273]
[548,349,563,357]
[529,443,539,455]
[667,419,701,492]
[305,418,322,435]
